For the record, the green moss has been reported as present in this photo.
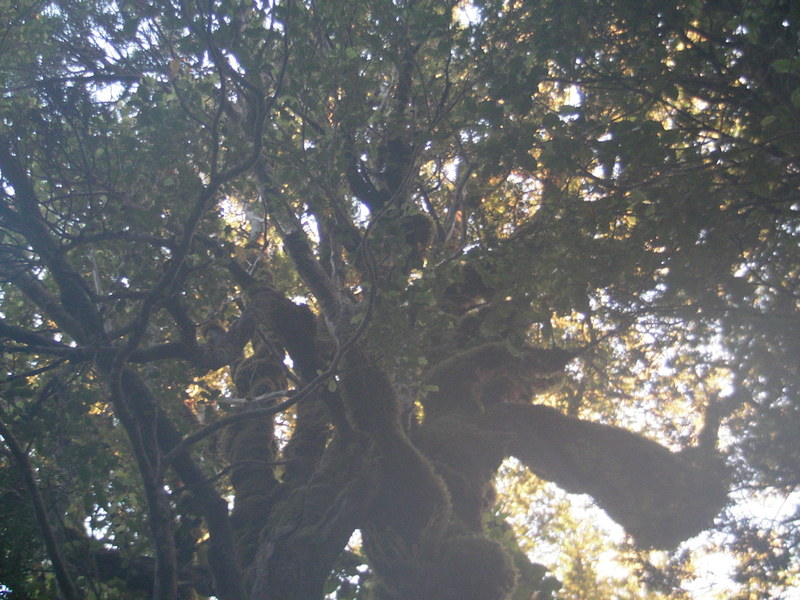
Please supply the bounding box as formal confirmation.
[432,535,518,600]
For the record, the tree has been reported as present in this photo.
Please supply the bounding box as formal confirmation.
[0,0,797,599]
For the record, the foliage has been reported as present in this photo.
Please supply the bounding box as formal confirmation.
[0,0,798,599]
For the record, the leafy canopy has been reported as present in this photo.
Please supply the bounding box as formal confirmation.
[0,0,798,599]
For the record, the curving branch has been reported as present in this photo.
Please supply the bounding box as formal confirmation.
[487,402,729,548]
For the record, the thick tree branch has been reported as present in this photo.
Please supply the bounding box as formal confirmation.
[0,261,87,343]
[249,435,368,600]
[253,160,345,325]
[115,365,247,600]
[487,403,728,548]
[0,410,82,600]
[0,317,67,349]
[0,138,106,341]
[105,367,179,600]
[424,343,577,415]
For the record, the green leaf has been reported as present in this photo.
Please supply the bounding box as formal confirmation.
[541,112,561,129]
[791,88,800,109]
[627,189,648,207]
[663,84,680,100]
[771,58,795,73]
